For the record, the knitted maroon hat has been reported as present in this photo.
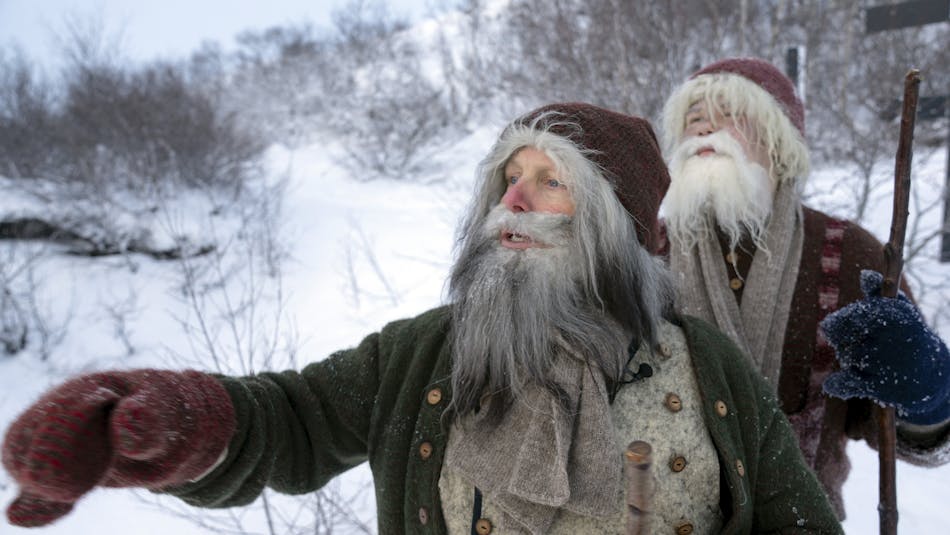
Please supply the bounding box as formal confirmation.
[691,57,805,135]
[514,102,671,253]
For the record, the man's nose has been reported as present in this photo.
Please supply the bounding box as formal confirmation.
[501,182,529,213]
[686,119,715,137]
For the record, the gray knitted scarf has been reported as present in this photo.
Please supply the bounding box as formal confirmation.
[444,336,621,534]
[669,180,804,387]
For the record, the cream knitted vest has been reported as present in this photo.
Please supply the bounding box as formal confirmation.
[439,320,723,534]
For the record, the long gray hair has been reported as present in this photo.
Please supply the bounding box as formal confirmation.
[448,112,675,421]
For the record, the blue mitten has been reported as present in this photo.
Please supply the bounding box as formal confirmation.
[821,270,950,425]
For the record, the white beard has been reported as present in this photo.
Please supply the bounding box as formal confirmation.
[661,131,775,252]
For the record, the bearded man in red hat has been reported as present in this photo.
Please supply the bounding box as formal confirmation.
[2,103,842,534]
[659,57,950,518]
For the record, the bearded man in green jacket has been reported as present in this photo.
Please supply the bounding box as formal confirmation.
[2,103,841,534]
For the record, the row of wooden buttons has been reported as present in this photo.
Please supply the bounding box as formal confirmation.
[418,507,493,534]
[659,392,740,533]
[418,387,445,527]
[663,393,729,417]
[420,387,444,462]
[420,386,494,533]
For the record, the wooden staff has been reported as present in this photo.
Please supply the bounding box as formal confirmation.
[623,440,654,535]
[877,68,921,535]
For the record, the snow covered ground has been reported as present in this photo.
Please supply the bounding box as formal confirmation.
[1,124,948,533]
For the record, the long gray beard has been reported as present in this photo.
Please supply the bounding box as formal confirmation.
[448,205,630,422]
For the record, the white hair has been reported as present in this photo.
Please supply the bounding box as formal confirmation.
[660,72,810,187]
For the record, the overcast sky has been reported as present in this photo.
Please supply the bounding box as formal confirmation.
[0,0,439,69]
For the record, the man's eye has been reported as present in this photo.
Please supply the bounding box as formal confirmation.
[545,178,564,189]
[507,175,518,185]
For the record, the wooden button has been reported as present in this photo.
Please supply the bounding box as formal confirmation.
[475,518,493,534]
[419,442,433,460]
[725,252,737,264]
[675,521,695,535]
[665,392,683,413]
[736,459,745,477]
[418,506,429,525]
[729,277,743,290]
[659,343,672,359]
[426,388,443,405]
[670,455,687,473]
[625,440,652,464]
[715,400,728,417]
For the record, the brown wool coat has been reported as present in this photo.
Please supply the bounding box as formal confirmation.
[163,306,842,534]
[709,205,950,518]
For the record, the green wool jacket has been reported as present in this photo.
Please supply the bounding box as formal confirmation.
[166,306,842,534]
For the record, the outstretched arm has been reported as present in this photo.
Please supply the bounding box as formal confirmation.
[165,330,385,507]
[2,329,388,526]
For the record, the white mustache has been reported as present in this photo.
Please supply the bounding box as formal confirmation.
[669,131,747,170]
[482,204,572,247]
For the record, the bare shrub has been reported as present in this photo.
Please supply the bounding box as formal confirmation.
[328,1,460,180]
[448,0,761,118]
[227,0,460,180]
[57,59,265,192]
[0,16,266,196]
[0,243,72,360]
[802,2,949,216]
[223,25,339,147]
[332,68,455,179]
[0,250,30,355]
[162,178,294,374]
[0,48,60,179]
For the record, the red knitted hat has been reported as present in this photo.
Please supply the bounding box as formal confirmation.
[691,57,805,135]
[514,102,671,253]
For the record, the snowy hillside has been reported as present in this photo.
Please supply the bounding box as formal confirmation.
[1,1,949,532]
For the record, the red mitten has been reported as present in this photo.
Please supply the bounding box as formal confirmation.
[2,369,235,527]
